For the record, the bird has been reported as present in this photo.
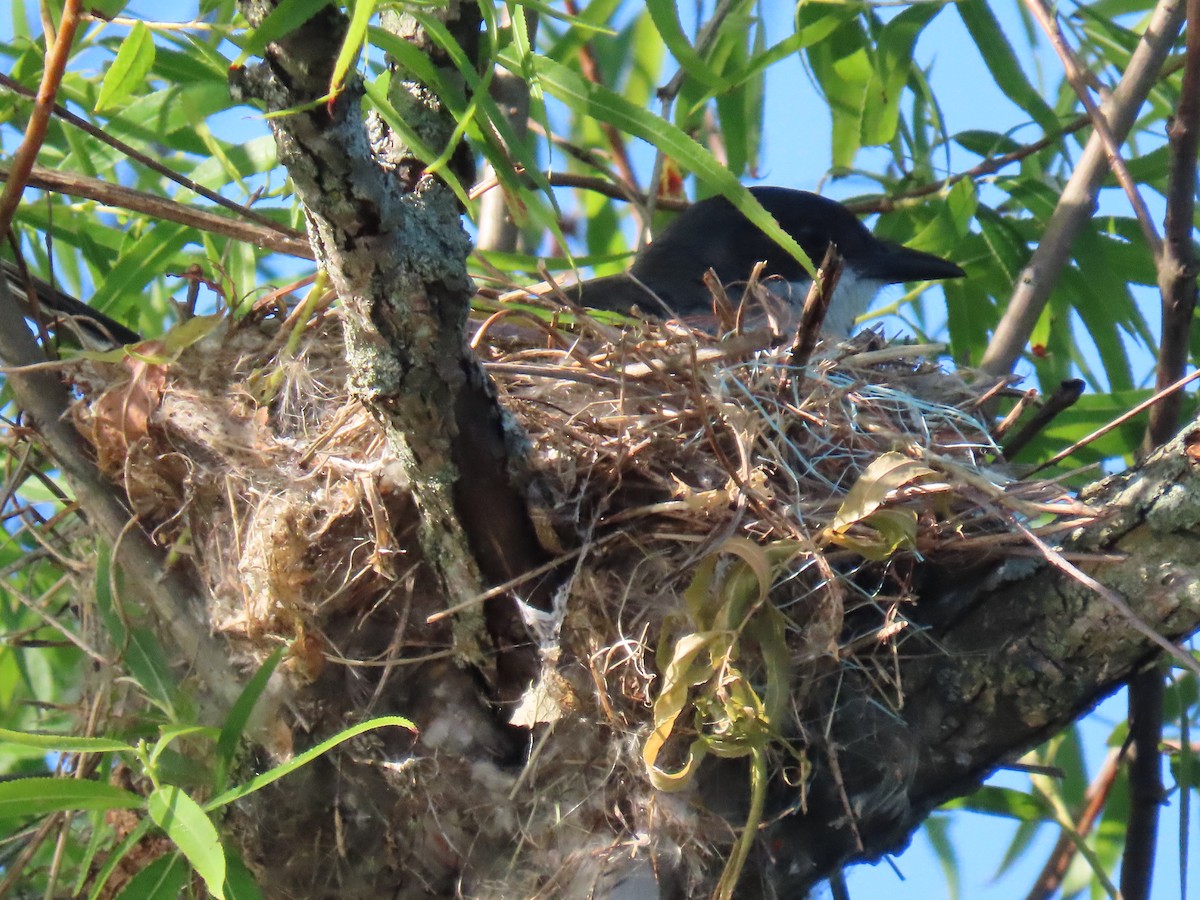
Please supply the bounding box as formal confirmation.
[569,186,966,335]
[2,259,141,347]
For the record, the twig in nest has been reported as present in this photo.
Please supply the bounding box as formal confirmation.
[990,387,1039,443]
[999,378,1085,459]
[1029,368,1200,474]
[788,244,843,373]
[701,267,738,333]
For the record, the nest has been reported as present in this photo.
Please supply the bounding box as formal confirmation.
[64,301,1089,897]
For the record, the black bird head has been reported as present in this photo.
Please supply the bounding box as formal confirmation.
[571,186,965,334]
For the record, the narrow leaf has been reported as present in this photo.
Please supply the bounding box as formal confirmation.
[215,648,285,790]
[330,0,379,97]
[831,452,935,531]
[0,778,142,818]
[148,786,226,900]
[956,0,1060,135]
[0,727,134,754]
[231,0,330,68]
[645,0,731,92]
[112,853,190,900]
[511,53,816,277]
[207,716,415,810]
[96,21,156,113]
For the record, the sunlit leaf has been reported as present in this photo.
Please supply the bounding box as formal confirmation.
[96,21,156,113]
[148,786,226,899]
[0,778,142,818]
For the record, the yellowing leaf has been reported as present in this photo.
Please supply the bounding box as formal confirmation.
[831,451,935,532]
[828,508,919,561]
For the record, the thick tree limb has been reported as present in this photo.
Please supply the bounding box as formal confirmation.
[230,1,547,693]
[770,410,1200,893]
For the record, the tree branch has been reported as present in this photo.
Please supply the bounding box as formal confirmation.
[0,164,314,259]
[1122,666,1166,900]
[0,0,82,236]
[981,0,1186,377]
[0,71,292,236]
[1146,0,1200,451]
[773,410,1200,892]
[1022,0,1163,260]
[230,0,549,695]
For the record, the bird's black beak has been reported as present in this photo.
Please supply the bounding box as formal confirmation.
[855,238,966,284]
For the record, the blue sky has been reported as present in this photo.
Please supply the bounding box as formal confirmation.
[4,1,1197,897]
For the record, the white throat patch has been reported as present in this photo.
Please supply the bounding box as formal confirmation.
[768,269,886,335]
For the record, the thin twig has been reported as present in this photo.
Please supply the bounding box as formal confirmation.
[0,0,83,236]
[982,0,1187,377]
[1028,367,1200,475]
[788,245,842,372]
[1000,378,1085,459]
[0,164,314,259]
[1007,513,1200,677]
[1022,0,1163,260]
[1025,747,1122,900]
[0,71,291,235]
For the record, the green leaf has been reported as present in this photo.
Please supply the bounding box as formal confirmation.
[0,727,134,754]
[923,815,961,900]
[231,0,330,67]
[862,3,941,147]
[96,21,156,114]
[148,785,226,900]
[89,818,157,900]
[112,853,190,900]
[955,0,1060,135]
[713,17,765,177]
[946,785,1052,821]
[645,0,731,92]
[953,129,1024,158]
[93,543,180,718]
[330,0,378,97]
[0,777,142,818]
[207,716,416,810]
[90,223,191,326]
[223,848,266,900]
[215,648,285,791]
[808,17,871,168]
[830,452,935,532]
[510,53,816,277]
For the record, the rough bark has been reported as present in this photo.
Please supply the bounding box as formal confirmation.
[765,416,1200,894]
[230,1,547,699]
[220,4,1200,897]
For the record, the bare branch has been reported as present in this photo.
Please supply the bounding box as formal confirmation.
[0,0,83,236]
[1146,0,1200,450]
[0,164,314,259]
[1022,0,1163,258]
[0,71,291,235]
[981,0,1187,377]
[1122,667,1166,900]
